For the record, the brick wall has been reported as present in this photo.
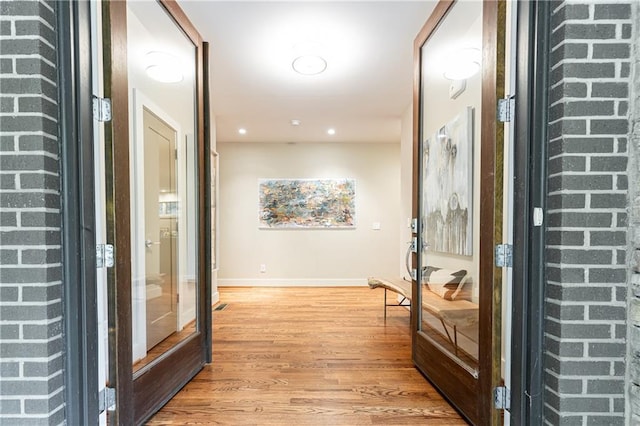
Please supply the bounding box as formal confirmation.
[0,1,65,424]
[545,1,631,424]
[628,1,640,423]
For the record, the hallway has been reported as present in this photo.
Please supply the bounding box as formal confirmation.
[147,287,465,425]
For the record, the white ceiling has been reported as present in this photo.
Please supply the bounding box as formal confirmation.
[178,1,437,144]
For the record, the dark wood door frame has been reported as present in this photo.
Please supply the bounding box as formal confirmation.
[411,1,506,424]
[102,0,209,424]
[203,40,213,365]
[101,1,134,422]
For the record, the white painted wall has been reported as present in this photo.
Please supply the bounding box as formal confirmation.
[217,142,400,286]
[399,104,414,280]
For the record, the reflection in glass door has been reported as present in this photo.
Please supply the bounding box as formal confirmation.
[127,0,199,375]
[417,0,482,375]
[101,0,208,422]
[419,102,479,373]
[142,108,178,354]
[411,0,506,424]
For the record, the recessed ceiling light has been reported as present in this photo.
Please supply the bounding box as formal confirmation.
[238,128,247,135]
[292,55,327,75]
[327,128,336,136]
[290,119,301,126]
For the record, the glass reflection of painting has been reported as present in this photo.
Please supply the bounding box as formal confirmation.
[422,106,473,256]
[259,178,356,229]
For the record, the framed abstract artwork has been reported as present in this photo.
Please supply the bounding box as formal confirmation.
[258,178,356,229]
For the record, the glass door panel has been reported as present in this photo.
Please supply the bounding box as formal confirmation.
[127,0,198,374]
[412,0,505,424]
[418,0,482,375]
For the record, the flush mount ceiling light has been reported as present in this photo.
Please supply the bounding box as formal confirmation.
[327,128,336,136]
[443,48,481,81]
[290,119,301,126]
[292,55,327,75]
[145,51,184,83]
[238,128,247,135]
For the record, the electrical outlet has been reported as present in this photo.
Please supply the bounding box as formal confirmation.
[259,264,266,273]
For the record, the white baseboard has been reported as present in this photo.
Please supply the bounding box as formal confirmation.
[180,307,196,329]
[132,342,146,364]
[218,278,367,287]
[211,290,220,305]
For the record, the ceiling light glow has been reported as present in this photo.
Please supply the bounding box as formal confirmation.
[145,51,184,83]
[254,13,365,84]
[290,119,301,126]
[292,55,327,75]
[443,48,481,81]
[327,128,336,136]
[238,128,247,135]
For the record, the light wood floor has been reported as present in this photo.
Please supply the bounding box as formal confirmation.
[147,286,466,425]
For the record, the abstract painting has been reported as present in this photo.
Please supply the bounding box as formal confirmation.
[422,107,473,256]
[259,178,356,229]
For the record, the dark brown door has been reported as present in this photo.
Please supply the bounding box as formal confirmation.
[411,1,506,424]
[100,0,209,424]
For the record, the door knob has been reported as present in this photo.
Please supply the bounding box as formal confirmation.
[145,239,160,248]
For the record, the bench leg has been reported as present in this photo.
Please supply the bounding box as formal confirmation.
[381,288,410,323]
[383,288,387,322]
[439,318,456,355]
[453,325,458,357]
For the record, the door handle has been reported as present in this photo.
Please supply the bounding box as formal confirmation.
[145,239,161,248]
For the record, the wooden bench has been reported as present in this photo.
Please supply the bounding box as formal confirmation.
[367,277,411,320]
[367,277,479,355]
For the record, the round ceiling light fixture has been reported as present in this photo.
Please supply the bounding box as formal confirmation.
[238,128,247,135]
[443,48,481,81]
[292,55,327,75]
[145,51,184,83]
[327,128,336,136]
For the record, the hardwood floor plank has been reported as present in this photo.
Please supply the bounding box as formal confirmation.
[146,287,466,425]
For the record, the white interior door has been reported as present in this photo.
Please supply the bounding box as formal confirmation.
[130,89,185,363]
[142,107,179,350]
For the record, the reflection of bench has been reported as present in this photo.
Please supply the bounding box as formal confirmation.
[367,277,479,355]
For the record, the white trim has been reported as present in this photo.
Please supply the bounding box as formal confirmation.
[218,278,367,287]
[501,3,518,424]
[211,150,219,271]
[91,3,108,424]
[180,307,196,325]
[211,290,220,305]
